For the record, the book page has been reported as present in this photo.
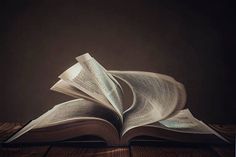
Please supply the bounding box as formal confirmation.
[76,54,123,119]
[34,99,121,130]
[151,109,229,142]
[158,109,214,133]
[120,109,229,144]
[109,71,186,134]
[6,99,121,143]
[51,79,99,103]
[58,62,114,112]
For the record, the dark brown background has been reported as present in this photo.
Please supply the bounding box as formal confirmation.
[1,1,235,123]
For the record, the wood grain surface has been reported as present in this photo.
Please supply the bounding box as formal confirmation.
[0,146,49,157]
[0,122,235,157]
[131,146,221,157]
[47,146,129,157]
[209,124,236,142]
[0,123,22,142]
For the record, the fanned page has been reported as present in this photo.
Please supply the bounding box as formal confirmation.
[109,71,186,135]
[6,99,120,144]
[58,62,112,110]
[54,53,123,121]
[158,109,213,133]
[34,99,121,131]
[121,109,229,144]
[76,54,123,119]
[51,79,99,103]
[150,109,229,142]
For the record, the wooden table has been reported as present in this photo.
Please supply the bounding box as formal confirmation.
[0,123,235,157]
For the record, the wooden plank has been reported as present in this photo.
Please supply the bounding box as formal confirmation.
[1,123,234,142]
[131,146,222,157]
[0,122,50,157]
[209,124,236,142]
[0,122,22,142]
[46,146,130,157]
[0,123,234,157]
[211,145,235,157]
[0,146,49,157]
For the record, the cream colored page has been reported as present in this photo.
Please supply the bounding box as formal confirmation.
[150,109,229,142]
[5,104,59,143]
[158,109,211,133]
[58,62,112,110]
[109,71,186,134]
[6,99,121,143]
[76,54,123,119]
[34,99,121,130]
[50,79,99,103]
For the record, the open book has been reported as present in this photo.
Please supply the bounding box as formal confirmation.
[5,53,229,146]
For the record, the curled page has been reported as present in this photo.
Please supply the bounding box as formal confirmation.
[76,54,123,119]
[159,109,216,133]
[6,99,121,143]
[109,71,186,134]
[51,79,99,103]
[155,109,229,142]
[57,62,114,112]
